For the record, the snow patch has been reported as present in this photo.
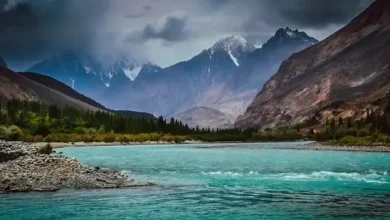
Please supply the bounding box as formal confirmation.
[212,35,254,54]
[70,78,75,89]
[286,29,296,38]
[84,66,91,74]
[228,50,240,66]
[104,82,110,87]
[107,71,113,79]
[123,66,142,81]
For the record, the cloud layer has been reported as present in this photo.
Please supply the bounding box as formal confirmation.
[0,0,373,70]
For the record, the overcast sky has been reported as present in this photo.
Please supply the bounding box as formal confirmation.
[0,0,373,70]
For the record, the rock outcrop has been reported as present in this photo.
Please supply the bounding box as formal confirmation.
[235,0,390,128]
[0,141,152,193]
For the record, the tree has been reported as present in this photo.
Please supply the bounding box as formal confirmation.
[347,117,352,128]
[338,117,344,127]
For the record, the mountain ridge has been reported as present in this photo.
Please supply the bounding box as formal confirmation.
[174,28,318,128]
[27,51,161,104]
[235,0,390,128]
[0,66,101,111]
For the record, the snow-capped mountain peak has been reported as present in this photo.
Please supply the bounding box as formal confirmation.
[273,27,318,45]
[209,35,255,66]
[212,35,254,54]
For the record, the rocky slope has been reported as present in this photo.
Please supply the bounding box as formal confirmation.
[21,72,107,110]
[0,66,102,111]
[0,141,152,193]
[235,0,390,128]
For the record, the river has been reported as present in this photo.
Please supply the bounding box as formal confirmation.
[1,142,390,219]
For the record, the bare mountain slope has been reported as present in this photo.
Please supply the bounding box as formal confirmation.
[0,66,101,111]
[236,0,390,128]
[21,72,107,110]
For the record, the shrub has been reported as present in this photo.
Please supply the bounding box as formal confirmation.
[103,134,116,142]
[38,143,52,154]
[6,125,24,141]
[174,136,186,143]
[34,135,43,142]
[0,126,7,139]
[74,127,87,134]
[116,134,130,143]
[357,129,368,137]
[25,134,35,142]
[339,136,358,145]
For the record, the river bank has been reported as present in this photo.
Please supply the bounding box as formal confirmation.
[19,140,390,152]
[0,141,153,193]
[31,140,204,149]
[194,141,390,152]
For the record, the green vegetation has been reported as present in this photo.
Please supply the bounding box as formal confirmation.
[0,99,304,143]
[312,108,390,146]
[38,143,53,154]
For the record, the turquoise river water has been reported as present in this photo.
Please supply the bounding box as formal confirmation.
[1,142,390,219]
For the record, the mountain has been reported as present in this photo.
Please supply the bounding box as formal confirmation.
[0,57,7,68]
[173,106,232,129]
[228,27,318,92]
[21,72,107,110]
[27,51,156,103]
[235,0,390,128]
[0,66,101,111]
[25,29,316,128]
[107,35,256,115]
[20,71,156,119]
[174,28,317,128]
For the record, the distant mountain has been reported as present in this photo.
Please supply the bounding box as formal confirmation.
[20,71,156,119]
[173,106,232,129]
[175,28,317,128]
[235,0,390,128]
[27,51,158,103]
[0,66,101,111]
[107,35,256,115]
[0,57,7,68]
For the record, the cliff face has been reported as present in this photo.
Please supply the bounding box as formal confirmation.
[235,0,390,128]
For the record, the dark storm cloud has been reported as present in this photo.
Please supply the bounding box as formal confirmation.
[130,14,189,42]
[0,0,374,70]
[0,0,108,70]
[241,0,373,31]
[275,0,373,28]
